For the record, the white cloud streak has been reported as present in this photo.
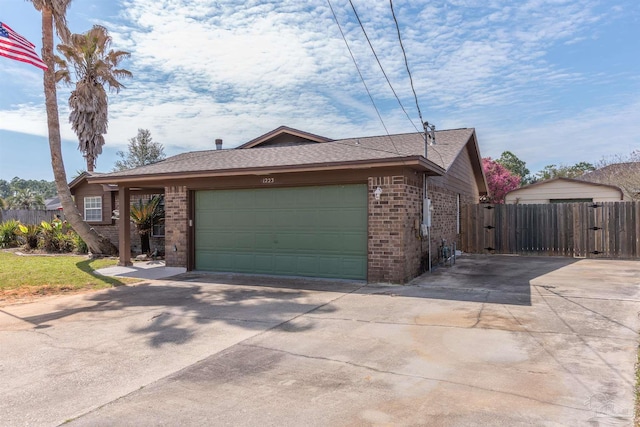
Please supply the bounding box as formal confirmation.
[1,0,638,177]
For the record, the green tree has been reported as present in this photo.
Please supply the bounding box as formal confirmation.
[496,151,532,185]
[129,196,164,254]
[55,25,132,171]
[8,177,57,198]
[0,180,11,199]
[31,0,117,255]
[536,162,596,180]
[114,129,166,171]
[7,189,45,209]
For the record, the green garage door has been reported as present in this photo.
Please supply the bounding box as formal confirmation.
[195,184,367,280]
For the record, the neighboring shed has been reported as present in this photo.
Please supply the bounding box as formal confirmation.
[85,126,488,284]
[504,177,623,204]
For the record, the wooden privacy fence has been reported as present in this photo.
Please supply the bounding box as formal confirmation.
[0,209,62,224]
[461,202,640,259]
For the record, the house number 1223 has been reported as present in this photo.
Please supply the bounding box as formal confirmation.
[262,177,275,184]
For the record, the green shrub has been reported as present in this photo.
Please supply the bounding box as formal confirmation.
[40,219,74,253]
[0,220,21,248]
[72,232,88,254]
[18,223,41,250]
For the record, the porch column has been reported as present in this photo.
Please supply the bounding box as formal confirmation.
[117,186,132,266]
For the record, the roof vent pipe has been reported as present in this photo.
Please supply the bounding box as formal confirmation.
[215,138,223,150]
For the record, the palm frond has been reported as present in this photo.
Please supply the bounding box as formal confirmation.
[56,23,131,171]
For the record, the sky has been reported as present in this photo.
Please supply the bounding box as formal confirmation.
[0,0,639,182]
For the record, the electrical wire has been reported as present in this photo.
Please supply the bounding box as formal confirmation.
[326,0,401,154]
[388,0,445,168]
[347,0,421,134]
[389,0,423,125]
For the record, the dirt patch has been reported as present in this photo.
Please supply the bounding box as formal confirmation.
[0,284,106,306]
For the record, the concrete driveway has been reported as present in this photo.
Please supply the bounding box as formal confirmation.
[1,255,639,426]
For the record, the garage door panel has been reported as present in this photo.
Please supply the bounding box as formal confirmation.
[341,257,367,278]
[254,254,273,272]
[275,233,302,251]
[337,235,366,254]
[231,210,255,225]
[254,232,274,250]
[274,254,298,274]
[297,256,320,275]
[339,209,368,228]
[195,184,367,279]
[208,232,238,250]
[234,253,257,272]
[234,232,255,249]
[296,233,318,251]
[195,250,228,270]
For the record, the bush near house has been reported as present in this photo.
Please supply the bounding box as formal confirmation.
[0,219,21,248]
[0,219,87,253]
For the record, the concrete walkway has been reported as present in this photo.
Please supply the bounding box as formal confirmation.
[1,255,639,426]
[95,260,186,280]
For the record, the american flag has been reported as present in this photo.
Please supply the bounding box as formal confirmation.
[0,22,47,70]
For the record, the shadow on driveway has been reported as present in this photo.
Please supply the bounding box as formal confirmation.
[17,282,347,347]
[406,254,580,306]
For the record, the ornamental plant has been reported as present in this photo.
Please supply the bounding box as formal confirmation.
[482,157,521,204]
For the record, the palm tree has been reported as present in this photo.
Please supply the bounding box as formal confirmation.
[55,25,131,172]
[30,0,117,255]
[129,196,164,255]
[7,189,45,209]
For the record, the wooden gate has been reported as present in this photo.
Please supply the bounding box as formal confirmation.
[461,202,640,259]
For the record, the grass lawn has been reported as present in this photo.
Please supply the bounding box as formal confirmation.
[0,251,140,301]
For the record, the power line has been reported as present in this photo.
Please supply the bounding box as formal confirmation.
[347,0,420,134]
[326,0,400,154]
[389,0,423,125]
[388,0,438,155]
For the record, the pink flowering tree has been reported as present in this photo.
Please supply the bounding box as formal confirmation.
[482,157,521,204]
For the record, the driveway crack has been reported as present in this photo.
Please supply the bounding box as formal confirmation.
[239,342,592,414]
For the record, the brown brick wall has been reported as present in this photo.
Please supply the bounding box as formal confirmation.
[368,173,424,283]
[426,184,458,265]
[426,182,476,266]
[367,171,478,283]
[92,194,164,255]
[164,186,188,267]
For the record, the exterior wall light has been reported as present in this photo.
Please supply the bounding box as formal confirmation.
[374,186,383,201]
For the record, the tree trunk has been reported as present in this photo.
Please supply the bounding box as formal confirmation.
[140,232,150,255]
[41,8,117,256]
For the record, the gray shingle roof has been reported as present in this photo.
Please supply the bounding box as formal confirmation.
[92,128,475,181]
[579,162,640,182]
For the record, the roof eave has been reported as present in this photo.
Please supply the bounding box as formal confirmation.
[88,156,445,186]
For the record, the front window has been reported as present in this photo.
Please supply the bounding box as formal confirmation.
[152,196,165,237]
[84,196,102,222]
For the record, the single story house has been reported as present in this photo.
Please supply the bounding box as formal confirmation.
[578,162,640,201]
[504,177,623,204]
[83,126,488,283]
[44,196,62,211]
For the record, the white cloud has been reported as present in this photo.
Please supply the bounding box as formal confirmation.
[479,97,640,173]
[1,0,636,176]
